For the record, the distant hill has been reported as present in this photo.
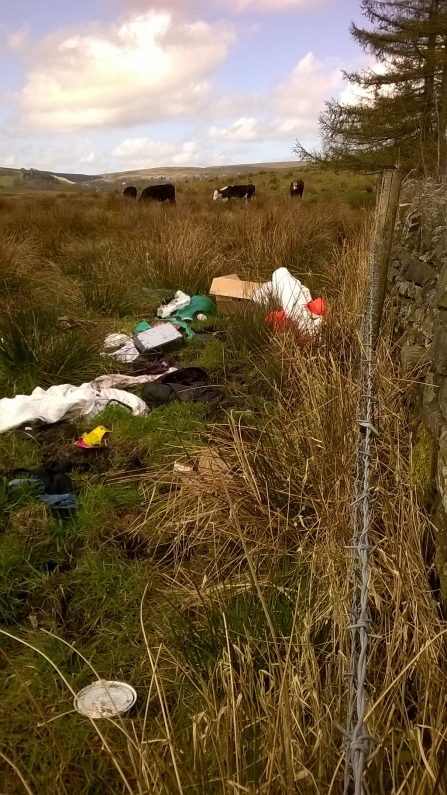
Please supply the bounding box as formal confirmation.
[53,172,102,183]
[0,161,305,191]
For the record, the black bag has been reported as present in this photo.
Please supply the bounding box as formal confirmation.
[142,367,222,407]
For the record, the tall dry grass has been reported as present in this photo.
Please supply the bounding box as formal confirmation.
[0,192,445,794]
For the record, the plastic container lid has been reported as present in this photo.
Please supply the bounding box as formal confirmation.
[74,680,137,719]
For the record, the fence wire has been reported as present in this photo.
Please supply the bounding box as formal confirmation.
[343,236,379,795]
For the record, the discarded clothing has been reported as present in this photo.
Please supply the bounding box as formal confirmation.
[103,333,132,351]
[41,493,78,510]
[252,268,328,338]
[0,383,147,435]
[8,462,79,512]
[142,367,222,407]
[75,425,110,449]
[130,358,174,377]
[90,371,177,390]
[104,336,140,363]
[9,461,75,494]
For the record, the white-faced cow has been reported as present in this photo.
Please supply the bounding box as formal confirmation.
[213,184,256,202]
[123,186,137,199]
[139,183,176,204]
[290,179,304,198]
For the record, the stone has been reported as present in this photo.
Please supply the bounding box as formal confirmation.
[401,258,438,286]
[397,280,422,301]
[434,263,447,308]
[429,328,447,374]
[421,404,445,438]
[438,378,447,423]
[387,265,399,283]
[400,345,427,369]
[421,281,438,303]
[423,372,442,408]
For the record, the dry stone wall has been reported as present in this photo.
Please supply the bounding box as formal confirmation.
[388,178,447,602]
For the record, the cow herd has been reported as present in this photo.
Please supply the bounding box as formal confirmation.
[123,178,304,204]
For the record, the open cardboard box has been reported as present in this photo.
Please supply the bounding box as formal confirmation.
[209,274,262,316]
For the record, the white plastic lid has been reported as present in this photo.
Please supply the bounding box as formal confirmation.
[74,680,137,719]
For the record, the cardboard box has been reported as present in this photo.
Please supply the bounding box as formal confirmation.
[209,274,262,316]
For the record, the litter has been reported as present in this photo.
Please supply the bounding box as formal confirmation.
[170,295,217,323]
[8,462,78,513]
[173,461,194,474]
[157,291,190,319]
[252,267,328,338]
[142,367,222,407]
[90,371,177,390]
[74,680,137,719]
[134,320,152,333]
[265,310,294,333]
[0,382,147,435]
[198,448,229,478]
[134,323,183,355]
[75,425,110,449]
[104,337,140,363]
[103,333,131,352]
[210,274,262,315]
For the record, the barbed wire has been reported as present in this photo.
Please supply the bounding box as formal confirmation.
[343,235,379,795]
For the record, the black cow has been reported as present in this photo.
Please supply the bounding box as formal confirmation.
[213,184,256,202]
[290,179,304,198]
[139,183,176,204]
[123,186,137,199]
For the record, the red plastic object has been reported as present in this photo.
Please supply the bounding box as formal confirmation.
[306,297,327,316]
[265,310,293,332]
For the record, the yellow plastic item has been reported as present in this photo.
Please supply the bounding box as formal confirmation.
[76,425,110,449]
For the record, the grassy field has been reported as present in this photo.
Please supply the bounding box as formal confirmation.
[0,165,377,208]
[0,176,445,794]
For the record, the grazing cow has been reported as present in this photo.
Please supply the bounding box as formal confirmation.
[213,184,256,202]
[123,186,137,199]
[290,179,304,198]
[139,183,176,204]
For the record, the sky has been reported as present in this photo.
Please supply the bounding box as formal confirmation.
[0,0,368,173]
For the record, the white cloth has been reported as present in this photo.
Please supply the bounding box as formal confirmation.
[0,382,148,435]
[252,267,323,337]
[91,370,177,390]
[103,333,132,351]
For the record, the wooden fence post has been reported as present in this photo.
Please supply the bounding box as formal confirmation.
[372,169,404,343]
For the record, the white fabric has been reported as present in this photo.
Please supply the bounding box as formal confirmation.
[103,333,131,351]
[91,370,177,390]
[252,267,323,337]
[0,382,148,435]
[105,340,140,363]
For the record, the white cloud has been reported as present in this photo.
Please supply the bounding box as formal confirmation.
[209,52,342,143]
[112,137,199,167]
[225,0,328,10]
[209,117,259,141]
[273,52,342,117]
[14,12,235,132]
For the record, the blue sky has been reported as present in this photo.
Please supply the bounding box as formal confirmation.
[0,0,368,172]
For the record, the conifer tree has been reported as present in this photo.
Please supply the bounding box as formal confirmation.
[294,0,447,177]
